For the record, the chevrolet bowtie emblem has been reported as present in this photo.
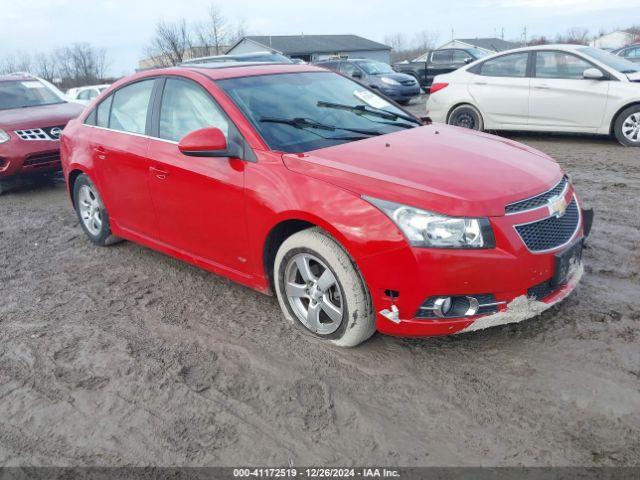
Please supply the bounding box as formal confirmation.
[548,195,568,218]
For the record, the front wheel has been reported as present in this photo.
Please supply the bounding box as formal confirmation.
[614,105,640,147]
[448,104,484,131]
[274,228,375,347]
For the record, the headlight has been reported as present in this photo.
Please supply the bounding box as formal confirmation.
[365,196,495,249]
[380,76,400,86]
[0,129,10,144]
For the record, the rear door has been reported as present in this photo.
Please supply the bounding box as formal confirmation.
[467,52,531,127]
[89,78,158,238]
[145,76,249,274]
[529,50,609,130]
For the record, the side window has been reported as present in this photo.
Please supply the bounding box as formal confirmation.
[84,109,96,125]
[479,53,529,77]
[158,78,229,142]
[453,50,471,63]
[77,90,91,100]
[88,89,99,100]
[431,50,453,63]
[339,62,360,77]
[96,95,113,128]
[535,51,593,79]
[109,79,155,134]
[628,47,640,58]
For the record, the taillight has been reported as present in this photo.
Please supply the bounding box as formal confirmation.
[429,82,449,94]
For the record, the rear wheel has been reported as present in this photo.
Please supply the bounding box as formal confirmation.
[274,227,375,347]
[614,105,640,147]
[73,174,120,246]
[448,104,484,131]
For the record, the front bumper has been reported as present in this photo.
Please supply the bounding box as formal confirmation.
[0,138,61,179]
[380,85,421,101]
[358,190,589,337]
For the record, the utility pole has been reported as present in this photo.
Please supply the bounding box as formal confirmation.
[522,26,527,45]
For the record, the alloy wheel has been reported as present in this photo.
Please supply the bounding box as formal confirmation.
[78,184,103,236]
[284,253,344,334]
[622,112,640,143]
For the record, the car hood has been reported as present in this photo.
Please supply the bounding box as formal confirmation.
[0,102,84,129]
[282,124,563,217]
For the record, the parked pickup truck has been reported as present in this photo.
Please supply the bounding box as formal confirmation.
[394,47,489,90]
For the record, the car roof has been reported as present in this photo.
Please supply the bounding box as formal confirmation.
[0,73,36,82]
[490,44,591,55]
[153,63,325,81]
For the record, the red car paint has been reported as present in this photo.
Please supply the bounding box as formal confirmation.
[61,64,584,337]
[0,75,83,179]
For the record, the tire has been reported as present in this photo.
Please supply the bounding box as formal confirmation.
[613,105,640,147]
[73,173,120,246]
[274,227,375,347]
[448,104,484,131]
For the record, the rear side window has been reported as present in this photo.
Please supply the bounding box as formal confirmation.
[96,95,113,128]
[158,78,228,142]
[109,80,154,134]
[535,51,593,79]
[479,53,529,77]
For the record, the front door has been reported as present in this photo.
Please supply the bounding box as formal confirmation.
[146,77,249,274]
[529,50,610,130]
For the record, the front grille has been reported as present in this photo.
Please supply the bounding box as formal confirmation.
[400,79,416,86]
[23,151,60,167]
[515,197,579,252]
[416,294,499,319]
[505,176,568,214]
[14,125,65,141]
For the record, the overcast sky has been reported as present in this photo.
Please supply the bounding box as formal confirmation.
[1,0,632,76]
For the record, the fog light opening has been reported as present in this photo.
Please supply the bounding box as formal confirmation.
[433,297,452,318]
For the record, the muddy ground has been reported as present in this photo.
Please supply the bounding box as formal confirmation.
[1,98,639,466]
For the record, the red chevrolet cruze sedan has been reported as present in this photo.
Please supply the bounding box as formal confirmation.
[61,63,590,347]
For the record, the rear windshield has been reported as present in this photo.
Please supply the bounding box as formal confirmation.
[578,47,640,74]
[0,79,64,110]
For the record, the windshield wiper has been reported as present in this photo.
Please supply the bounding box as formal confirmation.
[260,116,384,136]
[317,101,422,125]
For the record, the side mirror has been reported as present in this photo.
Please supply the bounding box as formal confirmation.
[352,70,363,79]
[178,127,236,158]
[583,68,605,80]
[464,58,474,65]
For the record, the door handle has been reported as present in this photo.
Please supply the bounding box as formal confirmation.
[475,81,488,86]
[149,166,169,180]
[93,146,106,160]
[535,85,551,89]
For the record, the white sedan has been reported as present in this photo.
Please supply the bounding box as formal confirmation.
[426,44,640,146]
[66,84,110,105]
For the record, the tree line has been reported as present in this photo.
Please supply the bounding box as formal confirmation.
[0,43,110,90]
[143,3,247,67]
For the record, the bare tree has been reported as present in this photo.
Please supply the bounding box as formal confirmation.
[413,30,440,52]
[557,27,590,45]
[0,52,32,74]
[145,19,193,66]
[384,33,407,53]
[196,4,228,56]
[55,43,108,83]
[34,53,57,80]
[528,35,551,46]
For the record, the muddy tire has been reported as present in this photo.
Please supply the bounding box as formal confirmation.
[73,173,120,246]
[274,227,375,347]
[448,104,484,131]
[613,105,640,147]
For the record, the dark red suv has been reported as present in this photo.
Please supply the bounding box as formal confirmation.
[0,74,83,189]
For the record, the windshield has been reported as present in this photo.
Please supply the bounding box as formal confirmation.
[0,79,64,110]
[578,47,640,74]
[355,60,394,75]
[217,72,419,153]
